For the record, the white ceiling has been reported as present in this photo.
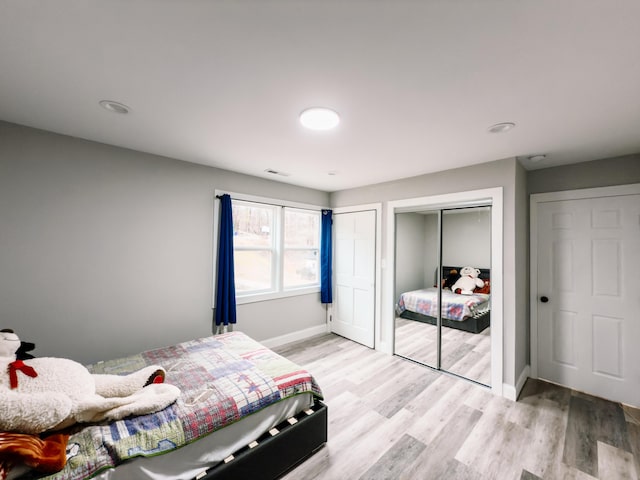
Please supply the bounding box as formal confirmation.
[1,1,639,192]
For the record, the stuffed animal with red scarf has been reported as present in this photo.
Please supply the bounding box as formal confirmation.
[0,329,180,434]
[450,266,484,295]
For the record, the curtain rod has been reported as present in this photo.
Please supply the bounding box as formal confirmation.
[216,194,329,211]
[216,194,280,208]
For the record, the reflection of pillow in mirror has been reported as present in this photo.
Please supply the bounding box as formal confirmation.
[475,279,491,294]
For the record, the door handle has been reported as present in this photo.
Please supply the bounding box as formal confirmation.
[540,296,549,303]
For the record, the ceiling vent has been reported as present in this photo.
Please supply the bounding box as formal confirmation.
[264,169,290,177]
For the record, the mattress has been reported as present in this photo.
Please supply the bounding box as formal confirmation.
[397,287,490,321]
[94,394,313,480]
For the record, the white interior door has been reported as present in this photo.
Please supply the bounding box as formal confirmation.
[332,210,376,348]
[536,194,640,406]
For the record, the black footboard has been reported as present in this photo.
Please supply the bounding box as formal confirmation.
[195,401,327,480]
[400,310,490,333]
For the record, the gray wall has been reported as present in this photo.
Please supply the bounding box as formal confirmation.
[331,157,526,388]
[527,154,640,194]
[0,121,329,364]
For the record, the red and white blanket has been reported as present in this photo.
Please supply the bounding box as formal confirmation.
[6,332,322,480]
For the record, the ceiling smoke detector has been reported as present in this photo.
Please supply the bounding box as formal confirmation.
[99,100,130,114]
[264,169,290,177]
[487,122,516,133]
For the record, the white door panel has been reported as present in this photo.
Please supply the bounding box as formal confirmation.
[537,194,640,406]
[332,210,376,348]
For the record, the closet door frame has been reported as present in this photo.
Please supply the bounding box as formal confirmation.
[385,187,503,397]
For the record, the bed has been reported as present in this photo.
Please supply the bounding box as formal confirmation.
[6,332,326,480]
[397,267,491,334]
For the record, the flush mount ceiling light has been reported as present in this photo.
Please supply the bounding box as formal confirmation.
[299,107,340,130]
[99,100,130,114]
[487,122,516,133]
[528,154,546,163]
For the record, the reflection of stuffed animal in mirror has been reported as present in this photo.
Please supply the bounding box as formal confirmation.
[0,329,180,434]
[451,266,484,295]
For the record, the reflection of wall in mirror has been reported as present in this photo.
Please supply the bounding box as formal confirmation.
[395,213,428,300]
[442,208,491,269]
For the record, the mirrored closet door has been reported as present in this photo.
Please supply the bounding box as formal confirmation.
[394,206,492,387]
[394,211,440,368]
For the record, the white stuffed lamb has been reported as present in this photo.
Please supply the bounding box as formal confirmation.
[450,266,484,295]
[0,329,180,434]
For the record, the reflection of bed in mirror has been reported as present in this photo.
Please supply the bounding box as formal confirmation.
[397,267,491,334]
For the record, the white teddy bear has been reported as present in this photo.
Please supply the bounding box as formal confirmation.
[0,329,180,434]
[450,266,485,295]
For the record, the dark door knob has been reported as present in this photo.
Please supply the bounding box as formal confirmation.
[540,296,549,303]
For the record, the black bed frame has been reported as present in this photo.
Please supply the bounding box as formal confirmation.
[194,401,327,480]
[399,266,491,334]
[399,309,490,334]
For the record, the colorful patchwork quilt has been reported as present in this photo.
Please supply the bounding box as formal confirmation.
[398,287,490,321]
[29,332,323,480]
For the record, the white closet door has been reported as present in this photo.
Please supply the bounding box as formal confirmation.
[332,210,376,348]
[537,194,640,406]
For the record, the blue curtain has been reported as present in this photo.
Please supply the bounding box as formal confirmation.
[320,209,333,303]
[215,194,237,326]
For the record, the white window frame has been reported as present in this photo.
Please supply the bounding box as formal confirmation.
[213,190,326,306]
[282,206,322,291]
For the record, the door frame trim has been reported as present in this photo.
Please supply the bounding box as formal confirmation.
[386,187,503,396]
[332,203,383,349]
[529,183,640,379]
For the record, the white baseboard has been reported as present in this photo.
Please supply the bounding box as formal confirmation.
[261,324,329,349]
[503,365,531,401]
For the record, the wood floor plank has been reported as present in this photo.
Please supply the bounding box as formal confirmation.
[623,405,640,426]
[626,422,640,480]
[358,433,426,480]
[407,376,475,445]
[563,395,600,477]
[459,416,531,480]
[520,470,543,480]
[518,398,569,479]
[401,404,482,479]
[374,369,438,418]
[573,391,632,452]
[597,441,638,480]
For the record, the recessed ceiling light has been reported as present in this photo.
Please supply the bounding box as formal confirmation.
[528,154,546,162]
[299,107,340,130]
[99,100,130,114]
[487,122,516,133]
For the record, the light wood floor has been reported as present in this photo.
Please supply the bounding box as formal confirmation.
[274,333,640,480]
[394,316,491,386]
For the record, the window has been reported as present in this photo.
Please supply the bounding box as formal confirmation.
[230,198,321,301]
[283,208,320,288]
